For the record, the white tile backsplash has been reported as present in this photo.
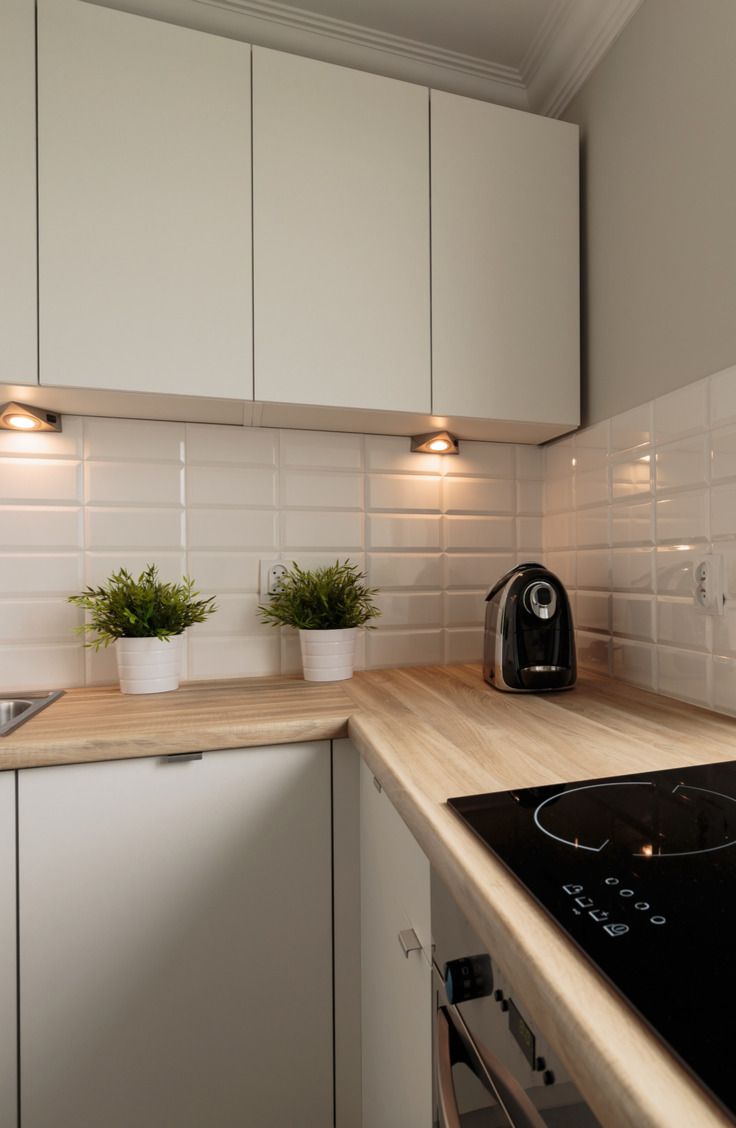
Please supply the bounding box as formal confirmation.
[546,364,736,716]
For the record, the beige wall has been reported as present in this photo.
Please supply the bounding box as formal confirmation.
[563,0,736,425]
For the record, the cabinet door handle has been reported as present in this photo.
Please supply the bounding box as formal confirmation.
[163,751,203,763]
[398,928,423,958]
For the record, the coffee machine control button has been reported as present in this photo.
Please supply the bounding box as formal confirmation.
[525,581,557,620]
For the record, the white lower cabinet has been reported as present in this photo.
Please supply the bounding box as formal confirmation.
[360,759,432,1128]
[0,773,17,1128]
[18,744,332,1128]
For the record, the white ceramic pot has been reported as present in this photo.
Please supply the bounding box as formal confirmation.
[115,635,185,695]
[298,628,358,682]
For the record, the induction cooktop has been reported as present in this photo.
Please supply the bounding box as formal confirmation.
[448,759,736,1121]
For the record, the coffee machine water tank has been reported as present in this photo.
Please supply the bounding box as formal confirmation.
[483,562,576,692]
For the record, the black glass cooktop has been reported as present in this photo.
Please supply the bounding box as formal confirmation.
[448,760,736,1121]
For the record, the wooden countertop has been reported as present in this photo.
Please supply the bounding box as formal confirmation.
[4,664,736,1126]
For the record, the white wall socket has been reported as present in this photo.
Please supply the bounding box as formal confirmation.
[259,561,288,601]
[692,553,726,615]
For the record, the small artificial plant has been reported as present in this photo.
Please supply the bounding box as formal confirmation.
[68,564,217,649]
[258,560,380,631]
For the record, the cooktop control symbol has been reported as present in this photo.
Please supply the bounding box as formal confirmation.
[650,916,666,925]
[603,923,629,937]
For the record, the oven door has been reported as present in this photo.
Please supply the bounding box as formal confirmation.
[436,1001,546,1128]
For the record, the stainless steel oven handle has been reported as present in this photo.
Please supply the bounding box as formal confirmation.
[438,1005,548,1128]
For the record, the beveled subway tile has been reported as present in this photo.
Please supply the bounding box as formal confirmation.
[0,506,82,549]
[655,545,699,596]
[85,417,184,462]
[711,483,736,540]
[710,425,736,483]
[576,507,610,549]
[86,552,186,587]
[444,516,515,551]
[0,458,82,503]
[544,476,573,514]
[611,548,653,593]
[443,590,486,628]
[187,423,278,466]
[544,551,576,589]
[86,461,183,506]
[365,629,443,669]
[713,656,736,715]
[576,630,611,674]
[713,611,736,660]
[577,549,610,590]
[445,628,483,664]
[575,465,609,509]
[0,552,83,596]
[187,509,277,551]
[368,553,442,590]
[709,365,736,428]
[657,598,710,652]
[186,465,276,508]
[655,490,708,544]
[573,420,609,470]
[653,379,708,444]
[187,594,270,637]
[516,480,543,515]
[281,470,362,510]
[610,451,652,500]
[544,513,575,551]
[516,517,542,551]
[657,646,711,708]
[544,438,575,479]
[188,635,281,679]
[654,435,707,493]
[0,415,82,460]
[367,474,441,512]
[514,445,544,480]
[0,643,85,692]
[185,551,261,593]
[0,598,81,643]
[367,515,441,550]
[443,553,513,591]
[365,435,441,475]
[374,592,443,629]
[446,442,514,479]
[443,477,514,514]
[281,429,361,470]
[610,401,653,453]
[282,510,362,550]
[611,500,653,546]
[576,591,611,633]
[86,508,184,550]
[611,639,656,690]
[611,593,654,641]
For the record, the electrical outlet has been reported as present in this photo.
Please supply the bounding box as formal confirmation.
[259,561,288,601]
[692,553,726,615]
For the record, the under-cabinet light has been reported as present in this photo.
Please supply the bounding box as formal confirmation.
[410,430,459,455]
[0,402,62,433]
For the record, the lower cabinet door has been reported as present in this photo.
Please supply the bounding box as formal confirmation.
[0,772,17,1128]
[360,760,433,1128]
[18,744,333,1128]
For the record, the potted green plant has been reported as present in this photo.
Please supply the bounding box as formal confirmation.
[258,560,380,681]
[68,564,216,694]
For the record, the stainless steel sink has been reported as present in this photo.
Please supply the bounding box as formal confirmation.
[0,690,64,737]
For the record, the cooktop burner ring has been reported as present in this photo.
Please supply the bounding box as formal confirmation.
[533,779,736,859]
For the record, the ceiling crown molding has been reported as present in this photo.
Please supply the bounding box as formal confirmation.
[192,0,524,87]
[523,0,644,117]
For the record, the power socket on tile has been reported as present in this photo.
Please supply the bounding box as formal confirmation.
[692,554,726,615]
[259,561,288,601]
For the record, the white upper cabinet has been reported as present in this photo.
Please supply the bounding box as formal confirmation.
[1,0,37,387]
[431,90,580,429]
[37,0,253,400]
[253,48,431,414]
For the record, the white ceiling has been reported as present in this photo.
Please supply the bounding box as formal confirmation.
[90,0,644,115]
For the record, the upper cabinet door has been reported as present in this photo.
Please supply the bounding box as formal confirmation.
[0,0,37,386]
[431,91,580,428]
[253,48,431,414]
[37,0,252,400]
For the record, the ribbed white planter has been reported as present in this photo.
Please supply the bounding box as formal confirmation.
[298,628,358,682]
[115,635,185,695]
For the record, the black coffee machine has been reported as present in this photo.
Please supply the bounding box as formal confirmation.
[483,562,576,692]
